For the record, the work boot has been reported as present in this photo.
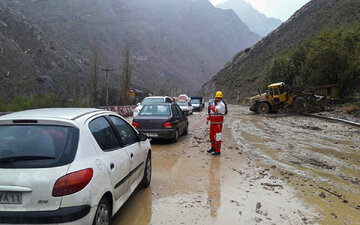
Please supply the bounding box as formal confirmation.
[207,147,215,153]
[212,152,221,156]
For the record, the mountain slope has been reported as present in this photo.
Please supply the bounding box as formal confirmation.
[200,0,360,101]
[217,0,282,37]
[5,0,260,95]
[0,1,85,100]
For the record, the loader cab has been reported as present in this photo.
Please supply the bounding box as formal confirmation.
[268,82,287,104]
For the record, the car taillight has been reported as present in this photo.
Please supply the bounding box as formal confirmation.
[52,168,93,197]
[132,122,139,128]
[163,122,173,129]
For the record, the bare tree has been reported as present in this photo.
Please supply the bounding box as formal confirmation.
[73,70,80,103]
[120,44,131,105]
[90,40,100,106]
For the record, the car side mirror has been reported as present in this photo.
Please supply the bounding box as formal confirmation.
[139,133,148,142]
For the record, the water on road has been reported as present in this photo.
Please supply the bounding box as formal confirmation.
[111,105,359,224]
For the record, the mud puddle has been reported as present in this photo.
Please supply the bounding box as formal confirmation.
[113,108,319,224]
[229,105,360,224]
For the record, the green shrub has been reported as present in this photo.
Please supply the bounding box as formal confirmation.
[262,25,360,95]
[0,94,87,112]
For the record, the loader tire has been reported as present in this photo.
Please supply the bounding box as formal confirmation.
[258,102,270,114]
[293,97,306,114]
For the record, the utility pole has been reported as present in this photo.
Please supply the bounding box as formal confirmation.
[102,67,113,106]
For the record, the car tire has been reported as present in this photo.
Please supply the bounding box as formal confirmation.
[173,129,179,143]
[93,197,111,225]
[140,153,151,188]
[257,102,270,114]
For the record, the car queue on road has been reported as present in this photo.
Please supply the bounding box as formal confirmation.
[132,95,198,142]
[0,95,204,225]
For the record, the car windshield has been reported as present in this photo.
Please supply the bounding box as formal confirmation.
[141,98,164,104]
[191,99,200,104]
[0,125,79,168]
[177,102,188,106]
[139,105,171,116]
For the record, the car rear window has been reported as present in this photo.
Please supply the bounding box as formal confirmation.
[141,98,164,104]
[177,102,188,106]
[0,125,79,168]
[139,105,171,116]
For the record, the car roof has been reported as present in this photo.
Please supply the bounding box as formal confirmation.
[145,96,170,99]
[143,102,173,105]
[0,108,106,121]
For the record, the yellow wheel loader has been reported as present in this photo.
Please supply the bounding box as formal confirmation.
[249,82,320,114]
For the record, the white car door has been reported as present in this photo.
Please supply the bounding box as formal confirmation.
[109,116,147,187]
[88,116,130,200]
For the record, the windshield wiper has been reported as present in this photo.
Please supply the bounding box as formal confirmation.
[0,155,55,163]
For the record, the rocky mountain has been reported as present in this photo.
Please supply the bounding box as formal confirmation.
[200,0,360,101]
[4,0,260,96]
[0,1,86,100]
[217,0,282,37]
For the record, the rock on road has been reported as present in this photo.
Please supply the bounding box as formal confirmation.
[112,105,359,225]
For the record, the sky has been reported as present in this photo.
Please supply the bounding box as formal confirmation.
[209,0,311,21]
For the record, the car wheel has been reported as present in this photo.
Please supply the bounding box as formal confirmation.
[93,197,111,225]
[173,129,179,142]
[141,153,151,188]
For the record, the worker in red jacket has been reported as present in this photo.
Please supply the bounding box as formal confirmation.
[206,91,226,156]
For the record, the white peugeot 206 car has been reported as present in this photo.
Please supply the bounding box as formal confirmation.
[0,108,152,225]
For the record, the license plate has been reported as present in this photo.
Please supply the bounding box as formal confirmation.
[0,192,22,204]
[146,133,158,137]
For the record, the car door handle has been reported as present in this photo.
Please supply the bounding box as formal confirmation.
[110,163,114,169]
[130,153,134,158]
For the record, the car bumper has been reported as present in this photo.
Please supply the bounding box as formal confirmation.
[0,205,95,225]
[138,128,176,139]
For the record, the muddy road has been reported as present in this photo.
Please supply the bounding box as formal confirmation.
[112,105,360,225]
